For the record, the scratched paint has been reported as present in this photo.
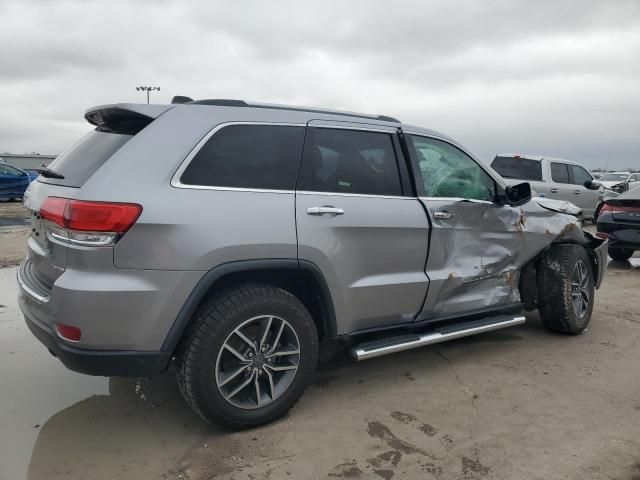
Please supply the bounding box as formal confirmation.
[419,197,603,319]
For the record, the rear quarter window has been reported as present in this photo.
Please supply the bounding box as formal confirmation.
[491,156,542,181]
[180,125,305,190]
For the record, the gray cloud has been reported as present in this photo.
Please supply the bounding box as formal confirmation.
[1,0,639,169]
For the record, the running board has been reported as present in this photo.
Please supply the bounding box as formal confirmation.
[351,315,526,361]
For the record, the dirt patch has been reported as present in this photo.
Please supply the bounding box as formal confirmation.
[0,202,29,266]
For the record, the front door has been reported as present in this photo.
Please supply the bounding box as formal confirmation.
[568,163,600,218]
[295,122,429,335]
[405,134,524,320]
[547,161,577,205]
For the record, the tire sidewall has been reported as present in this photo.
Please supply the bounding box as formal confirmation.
[190,288,317,426]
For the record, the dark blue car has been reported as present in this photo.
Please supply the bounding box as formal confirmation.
[0,163,37,201]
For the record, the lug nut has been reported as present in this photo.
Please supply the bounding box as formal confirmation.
[261,346,266,353]
[246,366,252,372]
[247,352,254,358]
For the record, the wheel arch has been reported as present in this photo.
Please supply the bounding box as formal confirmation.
[161,259,337,354]
[519,240,603,311]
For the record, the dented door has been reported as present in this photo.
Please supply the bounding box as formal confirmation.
[418,198,523,318]
[406,133,525,320]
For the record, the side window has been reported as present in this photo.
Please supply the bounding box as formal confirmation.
[408,135,495,201]
[550,162,570,184]
[180,125,305,190]
[298,128,402,196]
[569,165,592,186]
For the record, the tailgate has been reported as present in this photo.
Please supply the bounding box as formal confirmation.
[22,180,79,290]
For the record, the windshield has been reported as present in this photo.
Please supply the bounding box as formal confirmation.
[491,156,542,181]
[601,173,628,182]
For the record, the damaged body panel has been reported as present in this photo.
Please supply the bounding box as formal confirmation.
[417,196,603,319]
[404,131,607,322]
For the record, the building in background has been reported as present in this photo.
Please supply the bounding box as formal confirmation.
[0,153,57,172]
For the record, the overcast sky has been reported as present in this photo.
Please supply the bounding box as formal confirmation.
[1,0,639,169]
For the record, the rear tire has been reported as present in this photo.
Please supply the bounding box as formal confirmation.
[609,248,634,261]
[537,244,594,335]
[177,283,318,429]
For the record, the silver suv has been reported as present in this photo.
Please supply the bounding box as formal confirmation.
[18,98,608,428]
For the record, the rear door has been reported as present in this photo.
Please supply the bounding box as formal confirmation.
[548,161,576,204]
[295,122,429,334]
[568,163,599,217]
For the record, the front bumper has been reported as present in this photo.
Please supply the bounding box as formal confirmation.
[20,296,171,377]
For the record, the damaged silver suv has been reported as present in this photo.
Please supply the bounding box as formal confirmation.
[18,98,608,428]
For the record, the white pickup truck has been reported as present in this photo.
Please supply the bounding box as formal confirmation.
[491,154,602,219]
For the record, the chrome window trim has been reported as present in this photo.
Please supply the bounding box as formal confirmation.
[310,124,399,134]
[297,190,414,200]
[419,196,495,205]
[172,121,412,198]
[170,121,306,192]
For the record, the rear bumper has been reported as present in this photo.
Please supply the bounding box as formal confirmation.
[597,216,640,251]
[21,299,171,377]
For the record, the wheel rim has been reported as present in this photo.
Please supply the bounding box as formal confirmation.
[215,315,300,409]
[571,260,590,319]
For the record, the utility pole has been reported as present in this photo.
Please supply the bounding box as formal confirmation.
[136,86,161,104]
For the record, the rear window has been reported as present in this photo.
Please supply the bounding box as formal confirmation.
[41,131,132,187]
[491,156,542,181]
[180,125,305,190]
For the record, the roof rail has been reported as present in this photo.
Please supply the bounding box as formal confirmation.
[186,98,400,123]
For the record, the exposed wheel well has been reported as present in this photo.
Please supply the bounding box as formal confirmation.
[519,242,600,311]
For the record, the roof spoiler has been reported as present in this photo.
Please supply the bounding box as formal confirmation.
[84,104,173,134]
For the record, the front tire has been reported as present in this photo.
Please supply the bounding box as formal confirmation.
[177,284,318,429]
[537,244,594,335]
[609,248,634,261]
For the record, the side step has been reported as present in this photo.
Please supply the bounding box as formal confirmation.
[351,315,526,361]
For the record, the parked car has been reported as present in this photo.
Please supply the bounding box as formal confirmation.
[18,99,607,428]
[491,154,602,219]
[596,185,640,261]
[593,172,640,221]
[0,163,34,201]
[599,171,640,193]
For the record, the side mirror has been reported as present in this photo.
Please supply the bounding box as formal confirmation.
[584,179,601,190]
[505,182,532,206]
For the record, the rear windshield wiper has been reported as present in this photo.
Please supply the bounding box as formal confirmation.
[40,168,65,179]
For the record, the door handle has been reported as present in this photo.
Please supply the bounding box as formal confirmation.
[306,206,344,216]
[433,211,453,220]
[573,190,581,194]
[550,188,558,193]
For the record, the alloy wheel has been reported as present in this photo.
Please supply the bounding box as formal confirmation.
[215,315,301,409]
[571,260,590,319]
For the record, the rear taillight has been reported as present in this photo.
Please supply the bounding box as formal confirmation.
[40,197,142,246]
[599,203,640,215]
